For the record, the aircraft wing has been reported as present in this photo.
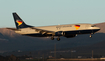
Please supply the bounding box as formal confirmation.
[6,28,20,31]
[30,27,55,35]
[6,27,55,35]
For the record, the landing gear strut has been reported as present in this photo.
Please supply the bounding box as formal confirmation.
[51,36,54,40]
[57,37,60,41]
[51,36,60,41]
[89,33,92,38]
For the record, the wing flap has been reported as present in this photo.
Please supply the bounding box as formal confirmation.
[6,28,20,31]
[30,27,55,35]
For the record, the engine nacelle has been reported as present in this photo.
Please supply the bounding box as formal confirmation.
[55,31,64,36]
[63,32,76,38]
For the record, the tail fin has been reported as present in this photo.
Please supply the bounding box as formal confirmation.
[13,12,32,29]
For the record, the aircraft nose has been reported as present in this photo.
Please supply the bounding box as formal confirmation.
[89,27,100,32]
[90,27,100,33]
[96,27,100,30]
[94,27,100,31]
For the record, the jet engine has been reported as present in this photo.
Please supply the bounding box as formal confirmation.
[55,31,64,36]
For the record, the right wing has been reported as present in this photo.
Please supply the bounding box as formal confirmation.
[6,28,20,31]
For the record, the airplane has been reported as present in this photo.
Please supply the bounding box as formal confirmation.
[7,12,100,41]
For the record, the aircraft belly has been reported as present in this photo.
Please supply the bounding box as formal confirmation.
[24,29,99,37]
[24,33,48,37]
[64,29,100,35]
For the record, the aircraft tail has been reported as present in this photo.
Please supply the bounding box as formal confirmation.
[13,13,32,29]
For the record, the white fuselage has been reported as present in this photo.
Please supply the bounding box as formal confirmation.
[15,23,100,35]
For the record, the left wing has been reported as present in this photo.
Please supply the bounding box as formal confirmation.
[6,27,56,35]
[30,27,55,35]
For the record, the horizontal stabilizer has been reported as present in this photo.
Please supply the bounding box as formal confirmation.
[6,28,20,31]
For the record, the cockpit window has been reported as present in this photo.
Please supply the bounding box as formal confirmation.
[91,25,96,27]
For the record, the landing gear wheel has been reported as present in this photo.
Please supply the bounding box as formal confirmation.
[51,37,54,40]
[90,35,92,38]
[57,38,60,41]
[51,36,54,40]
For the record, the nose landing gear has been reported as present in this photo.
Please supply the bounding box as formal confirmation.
[89,33,92,38]
[89,34,92,38]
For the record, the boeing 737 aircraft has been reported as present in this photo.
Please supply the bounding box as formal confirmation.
[7,13,100,41]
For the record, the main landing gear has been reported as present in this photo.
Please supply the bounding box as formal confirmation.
[57,37,60,41]
[51,36,60,41]
[51,36,54,40]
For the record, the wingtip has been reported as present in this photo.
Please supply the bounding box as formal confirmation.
[12,12,17,14]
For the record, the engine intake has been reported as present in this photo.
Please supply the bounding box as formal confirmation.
[55,31,64,36]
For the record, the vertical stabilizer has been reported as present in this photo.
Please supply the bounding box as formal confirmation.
[13,13,32,29]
